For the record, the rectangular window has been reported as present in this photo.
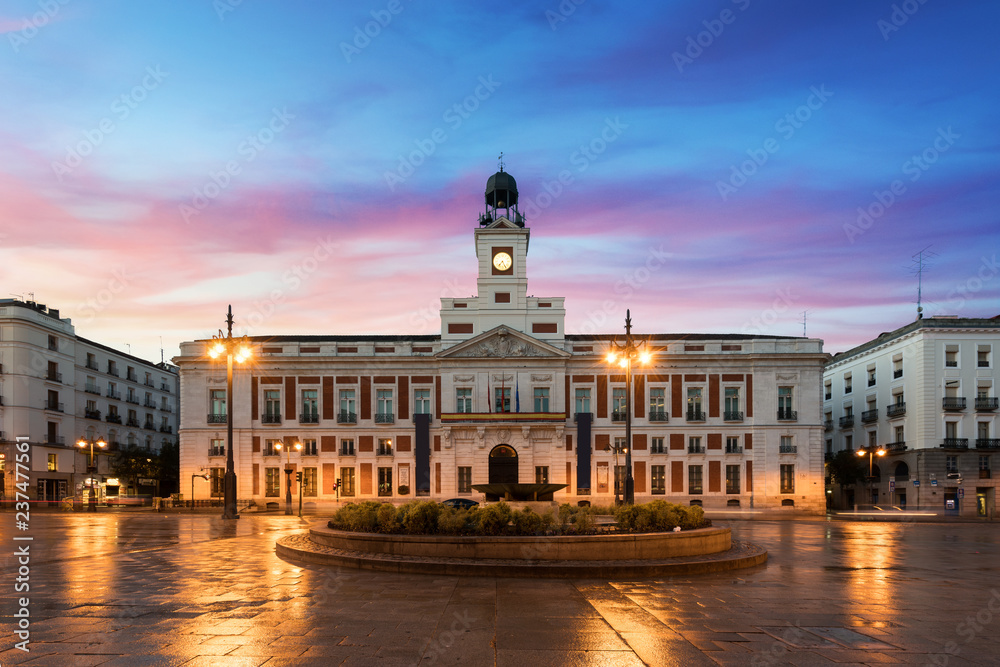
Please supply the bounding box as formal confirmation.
[340,438,355,456]
[339,389,356,421]
[893,356,903,378]
[458,466,472,493]
[535,466,549,484]
[649,387,666,419]
[210,438,225,456]
[495,387,511,413]
[824,380,832,401]
[456,388,473,413]
[687,387,703,419]
[868,431,877,448]
[978,345,991,368]
[780,435,795,453]
[378,467,393,496]
[780,464,795,493]
[726,465,740,494]
[778,386,794,419]
[301,389,318,420]
[47,454,57,471]
[302,438,317,456]
[724,387,740,419]
[726,436,740,454]
[844,373,852,394]
[946,421,958,440]
[867,365,876,387]
[265,468,280,496]
[980,455,991,473]
[945,346,959,368]
[302,468,318,496]
[651,437,665,454]
[979,422,990,439]
[533,387,550,412]
[377,438,393,456]
[651,465,665,494]
[688,465,703,494]
[575,388,591,414]
[845,434,853,451]
[689,436,703,453]
[414,389,431,414]
[612,387,626,417]
[48,334,58,351]
[376,389,394,421]
[264,390,281,419]
[209,468,224,496]
[340,467,355,496]
[894,425,904,443]
[265,439,282,456]
[946,455,958,474]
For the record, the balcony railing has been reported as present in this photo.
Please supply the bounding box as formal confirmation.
[144,422,156,431]
[86,361,99,371]
[126,418,140,428]
[861,408,879,423]
[777,409,797,421]
[46,372,62,383]
[107,390,121,400]
[84,408,102,420]
[941,438,969,450]
[44,400,64,412]
[893,369,903,379]
[724,411,744,422]
[160,405,173,412]
[976,439,1000,450]
[340,446,355,456]
[84,383,101,394]
[725,445,743,454]
[209,446,226,457]
[887,403,906,418]
[824,420,834,431]
[779,444,797,454]
[144,379,155,387]
[611,410,626,422]
[106,413,122,424]
[161,383,172,392]
[300,412,320,424]
[376,446,394,456]
[839,416,855,428]
[338,411,358,424]
[573,412,593,422]
[686,409,705,422]
[687,444,705,454]
[648,410,668,422]
[942,397,967,411]
[126,396,139,405]
[159,425,173,434]
[144,400,157,408]
[44,435,65,445]
[975,397,999,411]
[886,441,906,452]
[261,413,281,424]
[375,413,395,424]
[207,413,228,424]
[108,367,119,377]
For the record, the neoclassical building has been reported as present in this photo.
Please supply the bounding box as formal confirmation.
[176,170,827,512]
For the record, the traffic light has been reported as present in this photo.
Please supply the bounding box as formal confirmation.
[295,472,302,483]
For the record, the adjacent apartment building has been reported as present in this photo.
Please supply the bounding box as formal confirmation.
[0,299,179,504]
[176,170,828,513]
[824,316,1000,516]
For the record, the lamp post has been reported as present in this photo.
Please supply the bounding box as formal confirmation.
[77,437,107,512]
[857,446,886,507]
[192,472,208,511]
[605,309,651,505]
[275,441,302,515]
[208,305,252,520]
[605,441,629,506]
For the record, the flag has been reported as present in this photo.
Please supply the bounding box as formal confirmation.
[487,373,491,413]
[515,375,520,413]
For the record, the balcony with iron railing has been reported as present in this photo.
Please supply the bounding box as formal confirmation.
[779,444,797,454]
[340,445,355,456]
[43,400,64,412]
[261,413,281,424]
[839,415,855,428]
[126,395,140,405]
[107,390,121,400]
[724,411,743,422]
[941,438,969,450]
[144,378,155,387]
[126,418,140,428]
[46,371,62,383]
[725,444,743,454]
[376,445,394,456]
[893,369,903,379]
[207,413,228,424]
[611,410,626,422]
[160,404,173,412]
[886,441,907,453]
[44,435,65,445]
[300,412,320,424]
[688,443,705,454]
[86,360,99,371]
[975,397,999,411]
[84,408,102,420]
[861,408,879,423]
[105,413,122,424]
[107,367,119,377]
[686,409,706,422]
[375,413,395,424]
[159,425,173,434]
[648,410,668,422]
[209,446,226,457]
[824,420,834,431]
[976,439,1000,450]
[144,421,156,431]
[85,383,101,395]
[144,399,157,408]
[887,403,906,418]
[942,397,967,411]
[777,408,797,421]
[338,411,358,424]
[161,383,172,392]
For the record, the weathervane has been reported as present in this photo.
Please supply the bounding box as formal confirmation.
[498,152,504,172]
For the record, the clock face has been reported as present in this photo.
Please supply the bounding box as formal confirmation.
[493,252,512,271]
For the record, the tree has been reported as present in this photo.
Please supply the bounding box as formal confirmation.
[826,450,866,490]
[158,440,179,496]
[111,444,161,496]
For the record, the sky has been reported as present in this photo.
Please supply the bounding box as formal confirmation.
[1,0,997,363]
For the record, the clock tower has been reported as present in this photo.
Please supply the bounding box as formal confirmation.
[439,167,566,348]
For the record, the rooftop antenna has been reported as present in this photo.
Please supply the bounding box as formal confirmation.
[126,343,131,355]
[910,246,936,320]
[498,151,504,172]
[160,337,164,364]
[801,311,810,337]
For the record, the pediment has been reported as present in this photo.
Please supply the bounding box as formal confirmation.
[439,325,570,358]
[484,216,520,230]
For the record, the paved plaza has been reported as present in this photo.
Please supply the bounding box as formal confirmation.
[2,513,999,666]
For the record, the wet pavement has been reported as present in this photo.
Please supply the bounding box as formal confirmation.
[1,513,999,666]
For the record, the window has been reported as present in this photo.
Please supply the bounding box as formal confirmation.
[533,387,550,412]
[458,466,472,493]
[265,468,280,496]
[946,455,958,474]
[724,387,741,420]
[649,388,666,420]
[339,389,356,421]
[456,388,473,413]
[780,464,795,493]
[614,436,627,454]
[651,437,665,454]
[378,467,392,496]
[946,421,958,440]
[980,456,991,478]
[377,438,393,456]
[535,466,549,484]
[688,465,703,494]
[302,468,318,496]
[778,387,795,419]
[844,373,852,394]
[979,345,991,368]
[687,387,703,419]
[945,346,959,368]
[575,388,591,414]
[726,465,740,494]
[612,388,626,418]
[302,438,317,456]
[341,467,355,496]
[780,435,795,453]
[894,425,904,443]
[495,387,511,413]
[48,334,57,351]
[210,438,225,456]
[340,438,355,455]
[868,430,877,448]
[689,436,703,454]
[845,434,853,451]
[376,389,394,422]
[47,454,57,471]
[264,439,280,456]
[867,365,876,387]
[264,390,281,421]
[824,380,832,401]
[651,465,665,494]
[893,356,903,379]
[47,361,59,382]
[127,366,136,382]
[210,468,224,496]
[86,352,98,370]
[414,389,431,414]
[301,389,318,422]
[726,436,741,454]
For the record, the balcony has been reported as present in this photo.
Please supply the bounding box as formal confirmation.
[725,445,743,454]
[161,383,172,392]
[126,418,140,428]
[208,446,226,457]
[688,444,705,454]
[893,369,903,379]
[376,446,394,456]
[839,416,855,428]
[144,400,157,408]
[46,371,62,383]
[573,412,593,423]
[144,422,156,431]
[941,438,969,450]
[648,410,668,422]
[611,410,626,422]
[886,441,907,453]
[440,412,567,424]
[975,439,1000,450]
[686,409,706,422]
[125,396,140,405]
[43,400,64,412]
[261,413,282,424]
[887,403,906,418]
[107,390,121,400]
[975,397,999,411]
[108,367,119,377]
[144,379,155,387]
[340,446,355,456]
[300,412,320,424]
[44,435,65,445]
[779,444,797,454]
[777,408,797,421]
[824,420,834,431]
[84,408,102,420]
[159,425,173,434]
[86,360,99,371]
[338,411,358,424]
[160,404,173,412]
[861,408,879,423]
[106,413,122,424]
[375,413,395,424]
[724,411,744,422]
[942,397,967,411]
[84,383,101,395]
[207,413,228,424]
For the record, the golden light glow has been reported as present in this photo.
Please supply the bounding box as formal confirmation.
[618,357,628,368]
[77,439,87,448]
[639,351,652,364]
[209,342,225,358]
[97,439,107,448]
[236,345,252,363]
[876,449,886,456]
[856,449,865,457]
[605,352,617,364]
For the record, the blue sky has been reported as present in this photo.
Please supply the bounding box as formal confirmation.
[1,0,997,362]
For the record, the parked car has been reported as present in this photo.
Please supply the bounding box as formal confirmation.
[440,498,479,509]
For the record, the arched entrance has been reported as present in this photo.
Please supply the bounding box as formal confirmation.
[488,444,518,484]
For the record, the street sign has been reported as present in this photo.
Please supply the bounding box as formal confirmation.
[889,480,895,491]
[913,480,920,487]
[959,488,965,498]
[931,479,938,486]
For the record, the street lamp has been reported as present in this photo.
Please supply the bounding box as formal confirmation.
[192,471,208,511]
[208,305,252,520]
[605,309,651,505]
[274,441,302,515]
[857,446,886,506]
[77,437,107,512]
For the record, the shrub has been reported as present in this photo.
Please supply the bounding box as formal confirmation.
[330,501,381,532]
[475,501,513,536]
[512,506,543,535]
[437,507,471,535]
[678,504,707,530]
[376,503,398,533]
[402,500,440,534]
[398,485,409,495]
